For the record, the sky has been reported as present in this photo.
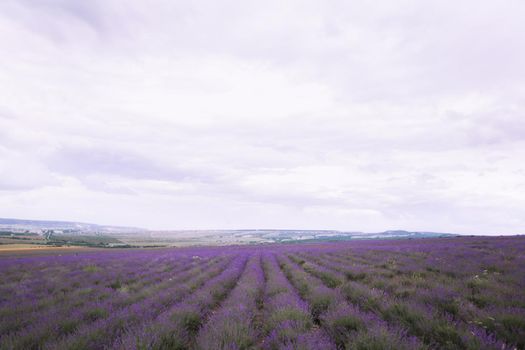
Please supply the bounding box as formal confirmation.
[1,1,524,234]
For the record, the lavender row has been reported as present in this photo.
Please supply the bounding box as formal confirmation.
[277,253,422,349]
[0,236,523,349]
[259,252,332,349]
[293,252,514,349]
[114,253,249,349]
[194,252,265,349]
[1,252,231,349]
[309,249,525,348]
[0,254,205,337]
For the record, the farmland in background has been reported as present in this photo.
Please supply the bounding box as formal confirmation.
[0,236,524,349]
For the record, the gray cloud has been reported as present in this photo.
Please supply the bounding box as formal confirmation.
[48,145,196,181]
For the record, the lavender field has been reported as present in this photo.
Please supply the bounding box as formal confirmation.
[0,236,524,350]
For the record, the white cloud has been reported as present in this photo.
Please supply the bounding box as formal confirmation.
[0,0,524,234]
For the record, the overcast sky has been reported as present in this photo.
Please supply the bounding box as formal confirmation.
[1,1,524,234]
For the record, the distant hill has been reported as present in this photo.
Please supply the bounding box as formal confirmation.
[145,228,459,246]
[0,217,145,235]
[0,217,459,245]
[227,229,458,243]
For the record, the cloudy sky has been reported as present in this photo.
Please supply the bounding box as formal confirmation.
[1,1,524,234]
